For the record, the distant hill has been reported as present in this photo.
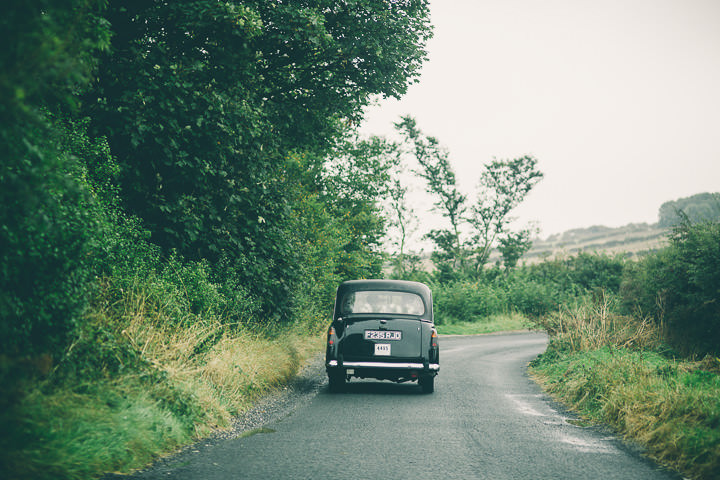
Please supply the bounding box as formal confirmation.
[520,191,719,263]
[520,223,668,263]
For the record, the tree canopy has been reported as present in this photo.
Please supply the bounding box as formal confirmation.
[658,192,720,228]
[80,0,432,318]
[395,116,543,278]
[0,1,432,354]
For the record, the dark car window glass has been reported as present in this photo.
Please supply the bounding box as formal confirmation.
[341,291,425,315]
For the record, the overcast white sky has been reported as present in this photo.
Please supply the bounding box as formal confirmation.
[361,0,720,247]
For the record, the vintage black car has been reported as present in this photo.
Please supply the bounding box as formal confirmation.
[325,279,439,393]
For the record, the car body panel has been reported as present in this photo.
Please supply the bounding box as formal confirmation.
[341,317,423,360]
[326,280,439,392]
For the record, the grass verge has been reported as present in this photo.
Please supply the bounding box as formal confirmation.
[0,284,325,480]
[436,312,533,335]
[531,348,720,479]
[530,298,720,480]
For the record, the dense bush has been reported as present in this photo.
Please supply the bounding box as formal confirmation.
[621,220,720,355]
[504,278,564,318]
[518,252,625,295]
[0,1,110,358]
[429,253,627,324]
[432,276,561,324]
[0,114,99,357]
[432,281,507,324]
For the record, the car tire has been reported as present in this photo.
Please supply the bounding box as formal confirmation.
[328,371,346,393]
[419,374,435,394]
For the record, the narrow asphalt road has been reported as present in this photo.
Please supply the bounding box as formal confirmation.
[122,332,681,479]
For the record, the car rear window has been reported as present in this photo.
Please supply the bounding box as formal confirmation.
[340,291,425,316]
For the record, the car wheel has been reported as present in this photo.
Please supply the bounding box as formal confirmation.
[328,371,346,393]
[419,375,435,394]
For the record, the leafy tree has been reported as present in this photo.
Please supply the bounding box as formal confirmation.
[497,228,535,270]
[395,117,543,278]
[0,0,111,122]
[387,175,419,278]
[0,1,111,356]
[323,135,402,280]
[657,192,720,228]
[395,116,467,270]
[254,0,432,146]
[353,135,422,279]
[82,0,432,320]
[467,155,543,270]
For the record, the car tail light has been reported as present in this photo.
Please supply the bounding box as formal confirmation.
[327,326,336,346]
[431,329,438,348]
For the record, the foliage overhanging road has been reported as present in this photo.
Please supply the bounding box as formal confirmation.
[125,332,680,479]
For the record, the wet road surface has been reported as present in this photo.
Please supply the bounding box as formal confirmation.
[122,332,681,479]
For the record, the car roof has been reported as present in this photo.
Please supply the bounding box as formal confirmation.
[336,279,432,299]
[334,280,433,320]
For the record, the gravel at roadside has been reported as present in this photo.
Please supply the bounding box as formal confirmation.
[220,353,327,439]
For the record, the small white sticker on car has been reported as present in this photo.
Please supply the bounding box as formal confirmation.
[374,343,391,356]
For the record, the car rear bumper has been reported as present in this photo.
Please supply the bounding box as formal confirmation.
[327,360,439,371]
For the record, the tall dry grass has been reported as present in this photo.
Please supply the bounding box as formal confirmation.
[531,294,720,479]
[116,282,324,432]
[538,292,662,353]
[2,282,325,480]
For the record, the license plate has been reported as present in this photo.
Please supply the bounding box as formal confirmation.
[374,343,391,356]
[364,330,402,340]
